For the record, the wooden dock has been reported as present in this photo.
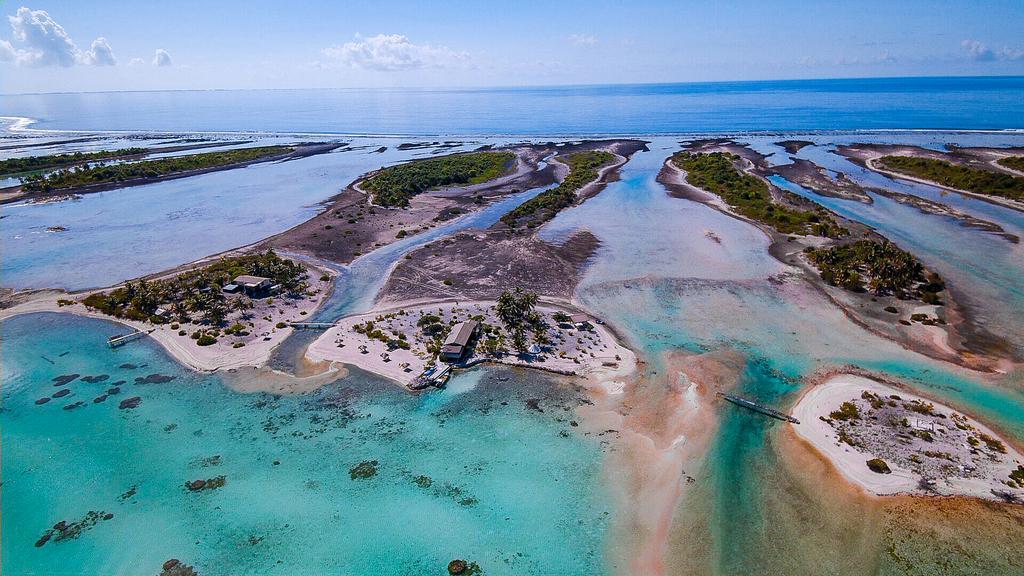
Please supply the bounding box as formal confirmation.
[409,363,452,391]
[287,322,336,330]
[718,393,799,424]
[107,330,150,348]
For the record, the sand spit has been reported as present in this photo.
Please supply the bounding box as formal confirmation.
[836,143,1024,213]
[791,373,1024,502]
[1,142,346,205]
[587,348,746,576]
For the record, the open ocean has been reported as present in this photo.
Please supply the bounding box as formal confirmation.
[3,76,1024,135]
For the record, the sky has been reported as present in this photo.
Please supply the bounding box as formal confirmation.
[1,0,1023,94]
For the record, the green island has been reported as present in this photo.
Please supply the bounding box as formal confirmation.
[362,151,514,207]
[673,152,942,304]
[83,250,308,325]
[997,155,1024,173]
[878,155,1024,201]
[0,148,147,178]
[804,240,944,301]
[670,151,845,237]
[20,145,293,192]
[501,150,615,228]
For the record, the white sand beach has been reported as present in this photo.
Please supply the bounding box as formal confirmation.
[791,373,1024,501]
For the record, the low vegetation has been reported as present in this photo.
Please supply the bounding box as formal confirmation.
[363,151,514,207]
[0,148,147,177]
[21,145,292,192]
[878,155,1024,201]
[866,458,892,474]
[804,240,939,299]
[997,156,1024,173]
[671,151,845,237]
[501,150,615,228]
[82,250,307,324]
[829,401,861,421]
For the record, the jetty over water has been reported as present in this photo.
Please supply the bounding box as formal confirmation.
[718,393,800,424]
[287,322,336,330]
[107,329,152,348]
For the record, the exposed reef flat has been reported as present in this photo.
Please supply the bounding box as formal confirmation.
[376,140,646,304]
[791,373,1024,502]
[775,140,814,154]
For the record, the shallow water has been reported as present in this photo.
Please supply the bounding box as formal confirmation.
[0,136,515,290]
[2,313,611,575]
[539,137,1024,573]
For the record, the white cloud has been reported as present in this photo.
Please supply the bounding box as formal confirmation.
[836,52,896,66]
[962,39,995,61]
[0,39,16,62]
[6,6,80,66]
[997,46,1024,61]
[153,48,172,67]
[568,33,598,46]
[961,39,1022,62]
[82,36,115,66]
[322,33,468,71]
[2,6,117,67]
[128,57,144,66]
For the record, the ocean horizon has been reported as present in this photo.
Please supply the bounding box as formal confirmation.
[3,75,1024,135]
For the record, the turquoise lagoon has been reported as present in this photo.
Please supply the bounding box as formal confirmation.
[2,313,612,575]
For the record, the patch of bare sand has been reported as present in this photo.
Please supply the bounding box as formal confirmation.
[219,364,347,395]
[583,348,745,576]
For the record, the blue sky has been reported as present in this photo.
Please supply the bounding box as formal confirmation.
[1,0,1023,93]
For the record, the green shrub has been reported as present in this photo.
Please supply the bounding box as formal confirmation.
[866,458,891,474]
[829,401,860,421]
[21,146,292,192]
[196,335,217,346]
[502,151,615,227]
[670,151,844,237]
[363,152,513,207]
[880,155,1024,201]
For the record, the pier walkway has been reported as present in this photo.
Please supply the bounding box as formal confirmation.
[287,322,337,330]
[718,392,800,424]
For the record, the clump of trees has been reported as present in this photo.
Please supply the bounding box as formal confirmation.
[804,240,937,301]
[363,151,514,207]
[21,146,292,192]
[671,151,845,237]
[494,287,546,352]
[82,250,307,325]
[0,148,147,177]
[880,155,1024,201]
[501,150,615,228]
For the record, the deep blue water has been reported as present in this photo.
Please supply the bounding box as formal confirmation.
[3,76,1024,135]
